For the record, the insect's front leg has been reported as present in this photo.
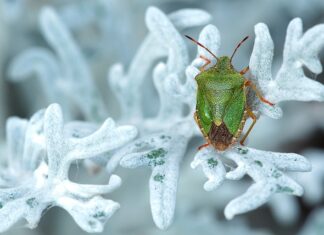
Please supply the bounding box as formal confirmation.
[198,143,210,150]
[244,79,274,106]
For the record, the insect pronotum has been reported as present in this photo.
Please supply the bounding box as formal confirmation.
[185,35,274,151]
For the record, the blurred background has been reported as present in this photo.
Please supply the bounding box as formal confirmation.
[0,0,324,234]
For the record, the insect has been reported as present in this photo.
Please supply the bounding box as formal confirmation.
[185,35,274,151]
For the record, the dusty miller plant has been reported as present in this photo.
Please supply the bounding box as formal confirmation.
[112,7,323,228]
[0,104,137,232]
[3,4,324,233]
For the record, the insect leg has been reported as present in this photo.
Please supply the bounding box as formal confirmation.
[240,66,249,75]
[199,55,211,71]
[198,143,210,150]
[244,79,274,106]
[240,108,256,145]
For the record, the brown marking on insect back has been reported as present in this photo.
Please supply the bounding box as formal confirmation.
[195,110,246,151]
[208,122,234,151]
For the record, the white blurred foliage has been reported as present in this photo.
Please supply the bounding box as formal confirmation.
[149,210,272,235]
[0,104,137,232]
[0,0,26,23]
[0,2,8,138]
[297,150,324,205]
[298,207,324,235]
[8,7,108,122]
[268,194,300,225]
[58,0,136,63]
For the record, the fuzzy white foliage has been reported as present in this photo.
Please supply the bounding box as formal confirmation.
[239,18,324,222]
[109,7,211,230]
[190,147,225,191]
[191,146,310,219]
[4,5,323,232]
[8,7,108,122]
[224,148,310,219]
[0,104,137,232]
[250,18,324,118]
[119,133,187,230]
[263,149,324,226]
[109,7,210,124]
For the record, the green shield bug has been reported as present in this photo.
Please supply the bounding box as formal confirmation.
[185,35,274,151]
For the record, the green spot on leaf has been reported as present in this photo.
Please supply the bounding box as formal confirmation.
[272,171,282,178]
[237,147,248,154]
[88,220,96,227]
[207,158,218,168]
[146,148,167,167]
[276,185,294,193]
[153,174,165,183]
[160,135,171,140]
[146,148,167,159]
[254,160,263,167]
[151,159,165,167]
[72,133,80,138]
[0,202,3,209]
[26,198,38,208]
[93,211,105,218]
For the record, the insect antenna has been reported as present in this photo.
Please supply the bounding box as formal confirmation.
[230,36,249,62]
[185,35,219,61]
